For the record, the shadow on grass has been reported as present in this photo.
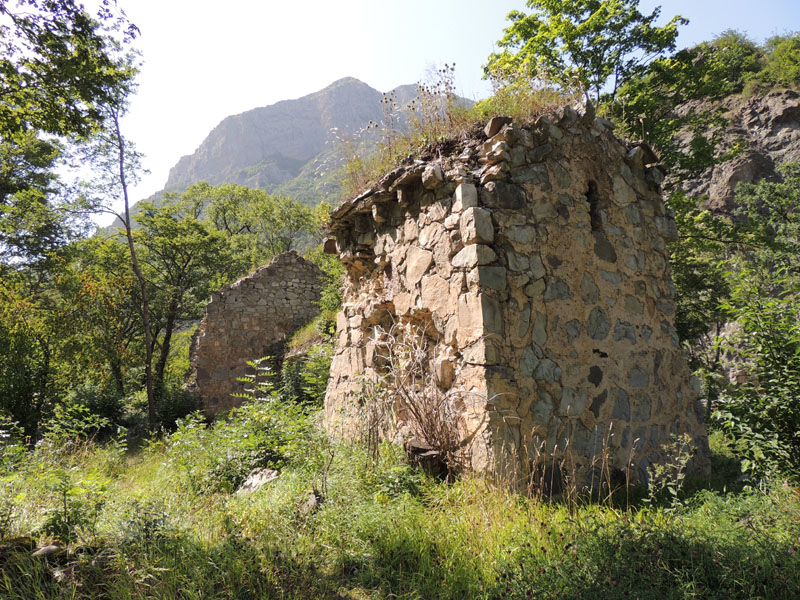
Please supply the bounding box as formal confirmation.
[0,528,484,600]
[489,514,800,600]
[1,439,792,600]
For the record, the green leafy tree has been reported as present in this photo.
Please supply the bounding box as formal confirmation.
[79,78,161,429]
[0,0,137,140]
[668,192,733,344]
[133,199,235,399]
[0,281,53,439]
[0,0,141,435]
[0,0,137,259]
[0,0,137,270]
[181,182,319,272]
[0,136,61,267]
[58,235,142,397]
[486,0,686,103]
[757,33,800,90]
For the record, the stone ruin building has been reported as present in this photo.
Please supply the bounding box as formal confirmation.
[323,109,710,488]
[189,251,323,417]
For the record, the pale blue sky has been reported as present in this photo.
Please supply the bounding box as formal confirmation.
[118,0,800,205]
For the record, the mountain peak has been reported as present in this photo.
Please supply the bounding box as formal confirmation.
[321,76,371,89]
[164,77,396,194]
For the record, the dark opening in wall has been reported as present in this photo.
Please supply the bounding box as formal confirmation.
[587,180,602,231]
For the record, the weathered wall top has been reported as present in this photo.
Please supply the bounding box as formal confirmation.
[189,251,323,416]
[324,107,709,488]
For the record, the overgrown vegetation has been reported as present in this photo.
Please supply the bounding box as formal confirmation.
[2,399,799,599]
[337,62,575,196]
[3,0,800,597]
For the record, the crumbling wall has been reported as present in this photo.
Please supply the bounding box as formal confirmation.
[324,109,710,488]
[190,251,323,416]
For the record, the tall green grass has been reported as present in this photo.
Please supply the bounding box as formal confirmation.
[2,410,799,599]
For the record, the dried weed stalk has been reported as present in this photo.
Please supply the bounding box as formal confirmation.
[363,322,488,478]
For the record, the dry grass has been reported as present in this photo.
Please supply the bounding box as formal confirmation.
[366,322,491,478]
[337,66,578,197]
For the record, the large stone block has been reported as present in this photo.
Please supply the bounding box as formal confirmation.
[460,207,495,245]
[405,247,434,286]
[452,244,497,268]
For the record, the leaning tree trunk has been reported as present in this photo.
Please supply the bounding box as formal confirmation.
[153,296,178,400]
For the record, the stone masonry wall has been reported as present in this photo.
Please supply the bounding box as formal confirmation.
[324,108,710,488]
[190,251,323,416]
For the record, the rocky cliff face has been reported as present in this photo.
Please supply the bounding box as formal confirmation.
[163,78,419,198]
[674,88,800,212]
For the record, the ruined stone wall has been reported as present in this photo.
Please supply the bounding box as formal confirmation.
[190,251,323,416]
[324,109,709,487]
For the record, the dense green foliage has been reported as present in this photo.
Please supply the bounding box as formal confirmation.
[181,181,322,272]
[0,0,137,140]
[167,378,315,494]
[611,30,800,175]
[0,0,138,274]
[0,178,329,439]
[0,133,68,267]
[486,0,686,102]
[705,163,800,475]
[1,401,799,599]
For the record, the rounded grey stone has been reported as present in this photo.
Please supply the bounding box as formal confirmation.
[544,278,572,301]
[587,307,610,340]
[613,321,637,344]
[612,388,631,421]
[628,367,649,388]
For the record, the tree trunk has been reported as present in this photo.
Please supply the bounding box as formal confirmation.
[113,109,157,431]
[154,296,178,399]
[109,356,124,396]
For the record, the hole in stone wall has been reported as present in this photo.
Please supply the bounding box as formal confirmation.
[587,180,602,231]
[530,462,563,498]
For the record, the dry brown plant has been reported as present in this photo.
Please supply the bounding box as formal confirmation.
[517,420,640,511]
[356,322,493,479]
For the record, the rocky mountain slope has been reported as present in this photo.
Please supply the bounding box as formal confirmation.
[155,78,800,214]
[162,78,420,203]
[675,88,800,212]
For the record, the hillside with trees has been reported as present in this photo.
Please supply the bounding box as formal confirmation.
[1,1,800,598]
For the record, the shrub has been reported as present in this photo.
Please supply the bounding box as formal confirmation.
[155,386,199,431]
[120,499,172,546]
[363,322,489,479]
[38,404,111,450]
[474,69,575,125]
[62,381,124,430]
[166,361,314,493]
[713,269,800,477]
[0,414,25,470]
[708,163,800,478]
[39,468,108,545]
[751,32,800,91]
